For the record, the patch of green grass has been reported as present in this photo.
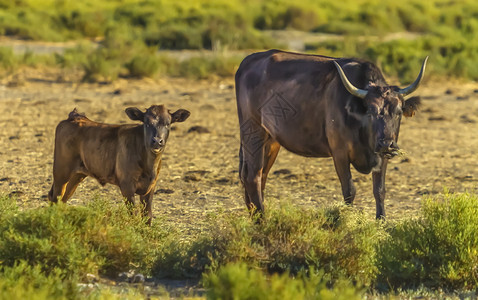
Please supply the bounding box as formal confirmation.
[0,196,171,279]
[2,192,478,296]
[0,261,154,299]
[175,54,242,79]
[306,34,478,83]
[206,203,383,286]
[377,192,478,291]
[3,0,478,81]
[0,0,475,49]
[0,262,79,300]
[0,47,18,71]
[151,202,383,286]
[0,194,18,220]
[203,263,363,300]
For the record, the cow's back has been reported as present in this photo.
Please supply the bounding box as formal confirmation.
[53,114,138,186]
[235,50,339,157]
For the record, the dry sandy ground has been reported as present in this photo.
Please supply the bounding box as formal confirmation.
[1,68,478,230]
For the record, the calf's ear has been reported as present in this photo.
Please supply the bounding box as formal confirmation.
[171,109,191,123]
[403,96,421,117]
[125,107,144,121]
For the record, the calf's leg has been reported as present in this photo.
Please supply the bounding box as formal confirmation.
[48,181,67,203]
[48,166,73,203]
[61,173,86,203]
[140,192,153,225]
[119,181,136,214]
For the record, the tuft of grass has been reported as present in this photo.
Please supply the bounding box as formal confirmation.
[0,196,171,279]
[175,54,242,79]
[208,203,383,286]
[203,263,362,300]
[0,261,153,299]
[151,202,383,286]
[125,51,161,78]
[0,47,17,71]
[0,194,18,221]
[377,192,478,291]
[2,192,478,296]
[0,262,79,300]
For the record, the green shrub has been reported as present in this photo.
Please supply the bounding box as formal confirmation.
[152,202,383,285]
[378,192,478,290]
[3,192,478,295]
[203,263,362,300]
[0,194,18,220]
[0,197,168,278]
[0,261,152,300]
[175,55,242,79]
[0,47,17,71]
[81,48,122,82]
[0,262,78,300]
[125,50,160,78]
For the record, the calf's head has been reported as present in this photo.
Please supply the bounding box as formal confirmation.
[125,105,190,154]
[335,57,427,158]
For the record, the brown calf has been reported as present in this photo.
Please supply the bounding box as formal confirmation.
[48,105,190,225]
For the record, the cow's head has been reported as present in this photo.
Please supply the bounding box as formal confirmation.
[334,57,427,158]
[125,105,190,155]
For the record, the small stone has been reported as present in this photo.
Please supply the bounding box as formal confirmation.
[118,272,130,282]
[132,274,145,284]
[273,169,292,175]
[86,273,97,283]
[188,126,210,134]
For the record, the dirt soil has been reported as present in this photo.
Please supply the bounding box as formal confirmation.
[1,68,478,231]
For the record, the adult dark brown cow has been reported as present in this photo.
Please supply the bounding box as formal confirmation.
[48,105,190,225]
[235,49,427,219]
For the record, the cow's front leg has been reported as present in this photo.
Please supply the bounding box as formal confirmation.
[140,192,153,226]
[372,158,388,219]
[332,155,356,205]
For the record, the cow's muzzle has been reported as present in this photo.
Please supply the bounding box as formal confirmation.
[151,137,165,154]
[376,139,400,158]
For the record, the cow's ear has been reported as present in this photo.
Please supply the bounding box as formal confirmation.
[403,96,421,117]
[171,109,190,123]
[125,107,144,121]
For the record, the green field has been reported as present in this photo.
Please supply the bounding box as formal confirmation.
[1,1,477,299]
[1,0,478,81]
[1,192,478,298]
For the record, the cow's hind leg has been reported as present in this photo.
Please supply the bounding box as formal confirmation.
[239,144,253,210]
[239,123,269,216]
[261,139,280,198]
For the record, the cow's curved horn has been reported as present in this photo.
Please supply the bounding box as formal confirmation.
[333,61,367,99]
[398,56,428,96]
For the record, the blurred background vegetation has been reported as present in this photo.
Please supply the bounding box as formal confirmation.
[0,0,477,81]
